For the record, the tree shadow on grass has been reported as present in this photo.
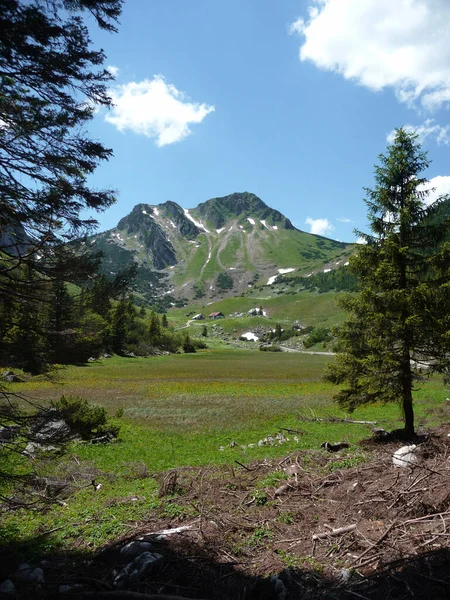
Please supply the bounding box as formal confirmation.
[1,530,449,599]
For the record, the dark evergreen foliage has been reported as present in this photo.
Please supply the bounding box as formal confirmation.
[216,272,233,290]
[0,0,123,369]
[326,129,450,438]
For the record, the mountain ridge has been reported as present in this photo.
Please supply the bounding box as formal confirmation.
[86,192,354,305]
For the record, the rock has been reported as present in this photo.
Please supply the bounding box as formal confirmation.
[30,410,70,443]
[15,564,44,584]
[347,481,364,494]
[120,540,153,560]
[321,441,349,452]
[393,445,418,467]
[229,440,237,448]
[87,357,96,362]
[1,370,22,383]
[0,426,19,442]
[23,442,58,457]
[274,483,292,496]
[0,579,15,596]
[114,552,163,588]
[33,419,70,443]
[284,464,302,477]
[372,428,390,440]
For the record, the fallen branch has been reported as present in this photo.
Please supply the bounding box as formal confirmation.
[234,460,254,472]
[279,427,305,435]
[350,521,397,567]
[298,416,377,425]
[312,524,357,540]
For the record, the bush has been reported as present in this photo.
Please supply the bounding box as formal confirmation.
[303,326,331,348]
[193,339,207,349]
[259,344,282,352]
[183,335,196,353]
[216,272,233,290]
[52,395,117,440]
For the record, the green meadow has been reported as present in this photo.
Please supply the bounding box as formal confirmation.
[11,349,447,472]
[2,349,448,553]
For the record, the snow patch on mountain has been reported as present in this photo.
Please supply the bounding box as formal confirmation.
[184,209,210,233]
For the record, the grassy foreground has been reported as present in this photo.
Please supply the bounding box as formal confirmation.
[1,349,448,556]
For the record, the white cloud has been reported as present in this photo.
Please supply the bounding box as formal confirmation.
[305,217,334,236]
[290,0,450,111]
[105,75,215,146]
[106,65,119,77]
[419,175,450,205]
[337,217,352,223]
[355,236,368,245]
[387,120,450,145]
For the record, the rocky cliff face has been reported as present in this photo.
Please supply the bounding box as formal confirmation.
[117,205,177,270]
[194,192,296,230]
[87,192,352,304]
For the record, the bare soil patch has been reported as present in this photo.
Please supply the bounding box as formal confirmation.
[5,428,450,599]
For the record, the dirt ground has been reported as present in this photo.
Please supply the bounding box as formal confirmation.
[4,427,450,599]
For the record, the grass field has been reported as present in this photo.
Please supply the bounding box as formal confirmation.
[2,349,448,555]
[167,289,346,330]
[11,350,448,471]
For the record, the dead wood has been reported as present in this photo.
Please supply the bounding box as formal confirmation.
[312,524,357,540]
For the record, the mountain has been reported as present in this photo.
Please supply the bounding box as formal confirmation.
[86,192,354,305]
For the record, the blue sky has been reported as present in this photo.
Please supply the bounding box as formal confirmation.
[87,0,450,243]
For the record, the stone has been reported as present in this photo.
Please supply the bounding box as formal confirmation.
[1,371,22,383]
[321,441,349,452]
[120,541,153,560]
[393,445,418,467]
[114,552,163,588]
[0,579,15,596]
[33,419,70,442]
[23,442,58,457]
[0,426,19,442]
[372,428,390,440]
[15,564,44,584]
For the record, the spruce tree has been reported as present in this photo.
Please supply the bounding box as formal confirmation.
[0,0,121,316]
[110,298,127,353]
[326,129,450,438]
[148,311,161,347]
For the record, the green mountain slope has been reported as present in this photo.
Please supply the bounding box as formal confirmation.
[88,192,355,304]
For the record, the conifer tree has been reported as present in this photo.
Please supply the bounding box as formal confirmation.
[88,275,112,318]
[183,334,196,354]
[148,311,161,347]
[110,298,127,353]
[326,129,450,438]
[0,0,122,336]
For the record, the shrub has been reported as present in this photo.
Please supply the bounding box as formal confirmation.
[183,335,196,354]
[52,395,117,440]
[303,326,331,348]
[259,345,282,352]
[192,339,207,350]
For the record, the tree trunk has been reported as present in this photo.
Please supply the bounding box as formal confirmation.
[402,358,415,438]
